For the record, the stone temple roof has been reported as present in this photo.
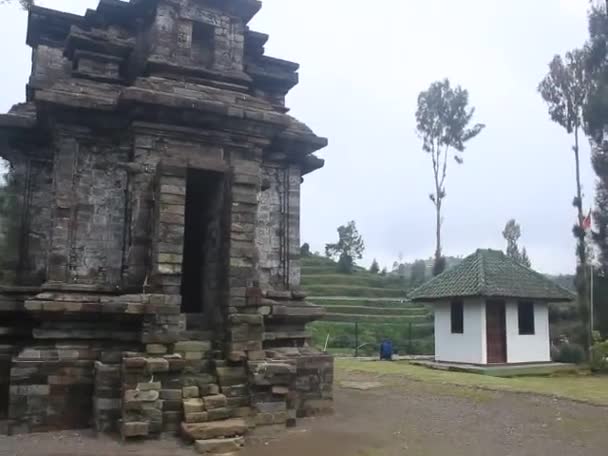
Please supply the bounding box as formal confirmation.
[409,249,575,303]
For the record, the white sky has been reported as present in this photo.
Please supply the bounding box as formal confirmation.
[0,0,595,274]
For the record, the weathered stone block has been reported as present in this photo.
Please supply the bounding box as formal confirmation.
[124,389,159,403]
[183,398,205,414]
[199,383,220,396]
[194,437,244,454]
[216,367,247,386]
[123,357,146,369]
[137,382,161,391]
[185,412,209,423]
[122,421,149,438]
[203,393,228,410]
[174,341,212,352]
[183,386,199,398]
[160,389,182,401]
[207,407,232,421]
[145,358,169,373]
[181,418,248,441]
[146,344,168,355]
[221,385,248,398]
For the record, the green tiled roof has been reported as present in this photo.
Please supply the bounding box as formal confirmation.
[409,249,575,302]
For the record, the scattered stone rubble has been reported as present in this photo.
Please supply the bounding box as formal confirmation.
[0,0,332,453]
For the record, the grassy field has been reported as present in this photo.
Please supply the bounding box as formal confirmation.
[336,358,608,406]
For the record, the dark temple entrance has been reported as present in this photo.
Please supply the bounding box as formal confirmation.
[180,168,225,323]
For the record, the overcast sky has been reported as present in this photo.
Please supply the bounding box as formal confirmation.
[0,0,595,274]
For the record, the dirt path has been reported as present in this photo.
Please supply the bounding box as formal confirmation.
[243,371,608,456]
[1,371,607,456]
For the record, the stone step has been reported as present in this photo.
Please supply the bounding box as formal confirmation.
[194,437,244,454]
[181,418,248,441]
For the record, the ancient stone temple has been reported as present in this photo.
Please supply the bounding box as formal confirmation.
[0,0,332,448]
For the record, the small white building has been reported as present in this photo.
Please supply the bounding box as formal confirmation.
[409,249,574,365]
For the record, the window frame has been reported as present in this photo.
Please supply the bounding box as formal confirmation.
[517,301,535,335]
[450,300,464,334]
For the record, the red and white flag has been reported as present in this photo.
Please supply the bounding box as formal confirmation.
[582,210,592,231]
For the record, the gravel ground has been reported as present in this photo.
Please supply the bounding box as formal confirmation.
[1,371,607,456]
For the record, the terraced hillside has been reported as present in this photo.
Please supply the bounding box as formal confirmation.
[301,255,434,355]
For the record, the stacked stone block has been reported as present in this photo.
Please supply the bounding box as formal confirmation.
[8,345,96,434]
[151,166,187,296]
[0,345,14,435]
[93,361,122,432]
[121,355,167,438]
[248,359,296,428]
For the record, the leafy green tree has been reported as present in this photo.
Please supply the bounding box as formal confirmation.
[369,259,380,274]
[300,243,311,257]
[416,79,485,276]
[502,219,532,267]
[410,260,427,286]
[380,267,387,277]
[538,50,591,352]
[584,4,608,275]
[325,221,365,274]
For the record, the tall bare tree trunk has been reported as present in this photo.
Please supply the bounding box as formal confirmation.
[435,202,441,262]
[574,126,591,354]
[575,127,585,233]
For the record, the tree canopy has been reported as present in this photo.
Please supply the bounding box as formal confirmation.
[325,221,365,274]
[369,259,380,274]
[502,219,532,268]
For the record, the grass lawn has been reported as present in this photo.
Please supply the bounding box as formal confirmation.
[336,358,608,406]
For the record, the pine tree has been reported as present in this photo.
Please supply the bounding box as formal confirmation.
[503,219,532,268]
[521,248,531,268]
[369,259,380,274]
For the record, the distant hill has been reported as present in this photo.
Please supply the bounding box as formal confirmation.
[389,256,463,280]
[546,274,575,291]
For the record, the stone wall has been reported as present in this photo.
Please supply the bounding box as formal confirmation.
[257,164,301,290]
[68,139,128,286]
[21,159,53,285]
[150,1,246,74]
[30,44,71,90]
[47,133,129,286]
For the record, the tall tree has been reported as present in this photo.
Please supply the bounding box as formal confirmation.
[300,243,311,257]
[502,219,532,267]
[503,219,522,261]
[369,259,380,274]
[521,248,531,269]
[585,3,608,274]
[582,2,608,340]
[416,79,485,276]
[325,221,365,274]
[410,260,427,286]
[538,50,592,352]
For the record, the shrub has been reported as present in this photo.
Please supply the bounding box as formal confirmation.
[553,342,586,364]
[590,340,608,373]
